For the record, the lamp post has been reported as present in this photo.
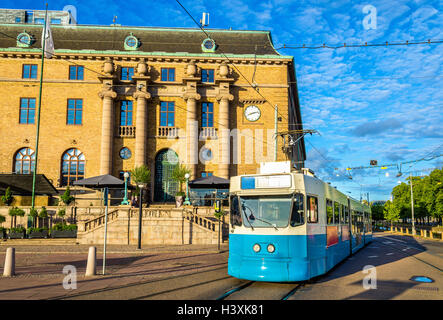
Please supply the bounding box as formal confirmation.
[121,172,130,205]
[137,183,146,250]
[410,173,416,236]
[184,173,191,205]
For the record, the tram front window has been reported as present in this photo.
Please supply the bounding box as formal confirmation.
[239,195,293,228]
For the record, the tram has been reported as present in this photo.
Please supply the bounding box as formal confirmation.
[228,165,372,282]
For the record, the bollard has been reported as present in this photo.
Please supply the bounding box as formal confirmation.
[3,247,15,277]
[85,246,96,276]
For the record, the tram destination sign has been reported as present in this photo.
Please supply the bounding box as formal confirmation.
[241,174,291,189]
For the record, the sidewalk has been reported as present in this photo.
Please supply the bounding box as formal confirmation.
[0,242,229,299]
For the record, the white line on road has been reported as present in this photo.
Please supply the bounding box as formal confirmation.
[386,253,394,256]
[368,255,378,258]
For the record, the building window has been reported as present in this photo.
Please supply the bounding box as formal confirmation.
[22,64,37,79]
[121,67,134,81]
[69,65,84,80]
[25,11,33,23]
[160,101,175,127]
[19,98,36,124]
[34,18,44,24]
[161,68,175,81]
[120,101,133,126]
[201,69,214,83]
[61,148,85,186]
[201,171,213,178]
[14,148,35,174]
[201,102,214,127]
[15,17,21,23]
[51,18,61,24]
[67,99,83,125]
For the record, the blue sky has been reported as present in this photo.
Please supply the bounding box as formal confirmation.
[5,0,442,201]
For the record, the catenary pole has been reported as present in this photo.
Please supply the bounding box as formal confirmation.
[31,4,48,209]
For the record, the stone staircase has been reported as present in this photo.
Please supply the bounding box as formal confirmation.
[76,207,229,245]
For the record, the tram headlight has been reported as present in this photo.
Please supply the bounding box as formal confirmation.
[253,243,261,253]
[267,244,275,253]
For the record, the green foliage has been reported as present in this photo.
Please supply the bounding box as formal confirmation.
[39,206,48,218]
[171,164,191,193]
[0,214,5,224]
[29,208,38,218]
[8,207,25,217]
[10,226,25,233]
[61,186,75,205]
[52,223,77,231]
[57,208,66,218]
[1,186,13,206]
[383,200,400,222]
[130,165,151,185]
[27,227,48,234]
[388,168,443,224]
[370,203,385,221]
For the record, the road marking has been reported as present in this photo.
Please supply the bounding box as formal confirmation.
[383,241,393,244]
[368,255,378,258]
[368,246,379,249]
[386,253,394,255]
[385,237,407,244]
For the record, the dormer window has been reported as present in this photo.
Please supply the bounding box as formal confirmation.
[17,32,33,47]
[124,33,140,50]
[201,38,217,53]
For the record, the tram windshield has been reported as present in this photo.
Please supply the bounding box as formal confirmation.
[239,195,293,228]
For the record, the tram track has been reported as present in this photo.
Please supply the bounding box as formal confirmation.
[216,281,305,300]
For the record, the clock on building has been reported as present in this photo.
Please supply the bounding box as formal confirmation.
[119,147,132,160]
[244,105,261,122]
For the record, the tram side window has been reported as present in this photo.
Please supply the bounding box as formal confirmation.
[341,204,345,224]
[307,196,318,223]
[290,193,304,227]
[326,199,333,225]
[334,202,340,224]
[344,206,349,224]
[230,195,242,226]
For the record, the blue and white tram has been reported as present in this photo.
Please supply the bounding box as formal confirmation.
[228,169,372,282]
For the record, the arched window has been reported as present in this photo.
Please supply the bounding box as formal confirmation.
[14,148,35,174]
[61,148,85,186]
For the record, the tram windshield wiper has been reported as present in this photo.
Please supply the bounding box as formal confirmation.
[253,217,279,231]
[241,203,255,231]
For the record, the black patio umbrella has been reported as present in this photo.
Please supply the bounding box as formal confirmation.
[73,174,125,276]
[189,175,230,187]
[73,174,125,188]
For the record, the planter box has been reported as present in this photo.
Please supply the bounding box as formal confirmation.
[28,230,49,239]
[9,231,26,239]
[51,230,77,238]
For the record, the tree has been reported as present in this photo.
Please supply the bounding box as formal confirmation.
[29,208,38,228]
[57,208,66,225]
[61,186,75,206]
[1,186,13,206]
[383,200,400,229]
[130,165,151,204]
[39,206,48,228]
[8,207,25,228]
[0,214,5,225]
[171,164,191,196]
[370,203,384,221]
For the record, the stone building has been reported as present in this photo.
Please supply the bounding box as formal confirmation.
[0,23,306,202]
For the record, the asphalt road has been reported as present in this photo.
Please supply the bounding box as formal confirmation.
[0,233,441,300]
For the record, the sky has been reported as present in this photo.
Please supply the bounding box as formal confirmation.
[4,0,443,201]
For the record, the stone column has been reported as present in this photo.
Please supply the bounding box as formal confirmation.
[183,93,201,179]
[134,90,151,167]
[98,88,117,175]
[216,93,234,179]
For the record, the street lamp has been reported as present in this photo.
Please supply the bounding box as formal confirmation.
[184,173,191,205]
[137,183,147,250]
[121,172,130,205]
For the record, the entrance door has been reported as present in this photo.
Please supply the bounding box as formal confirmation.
[154,149,179,202]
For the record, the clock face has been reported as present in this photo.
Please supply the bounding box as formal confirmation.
[244,105,261,122]
[119,147,132,160]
